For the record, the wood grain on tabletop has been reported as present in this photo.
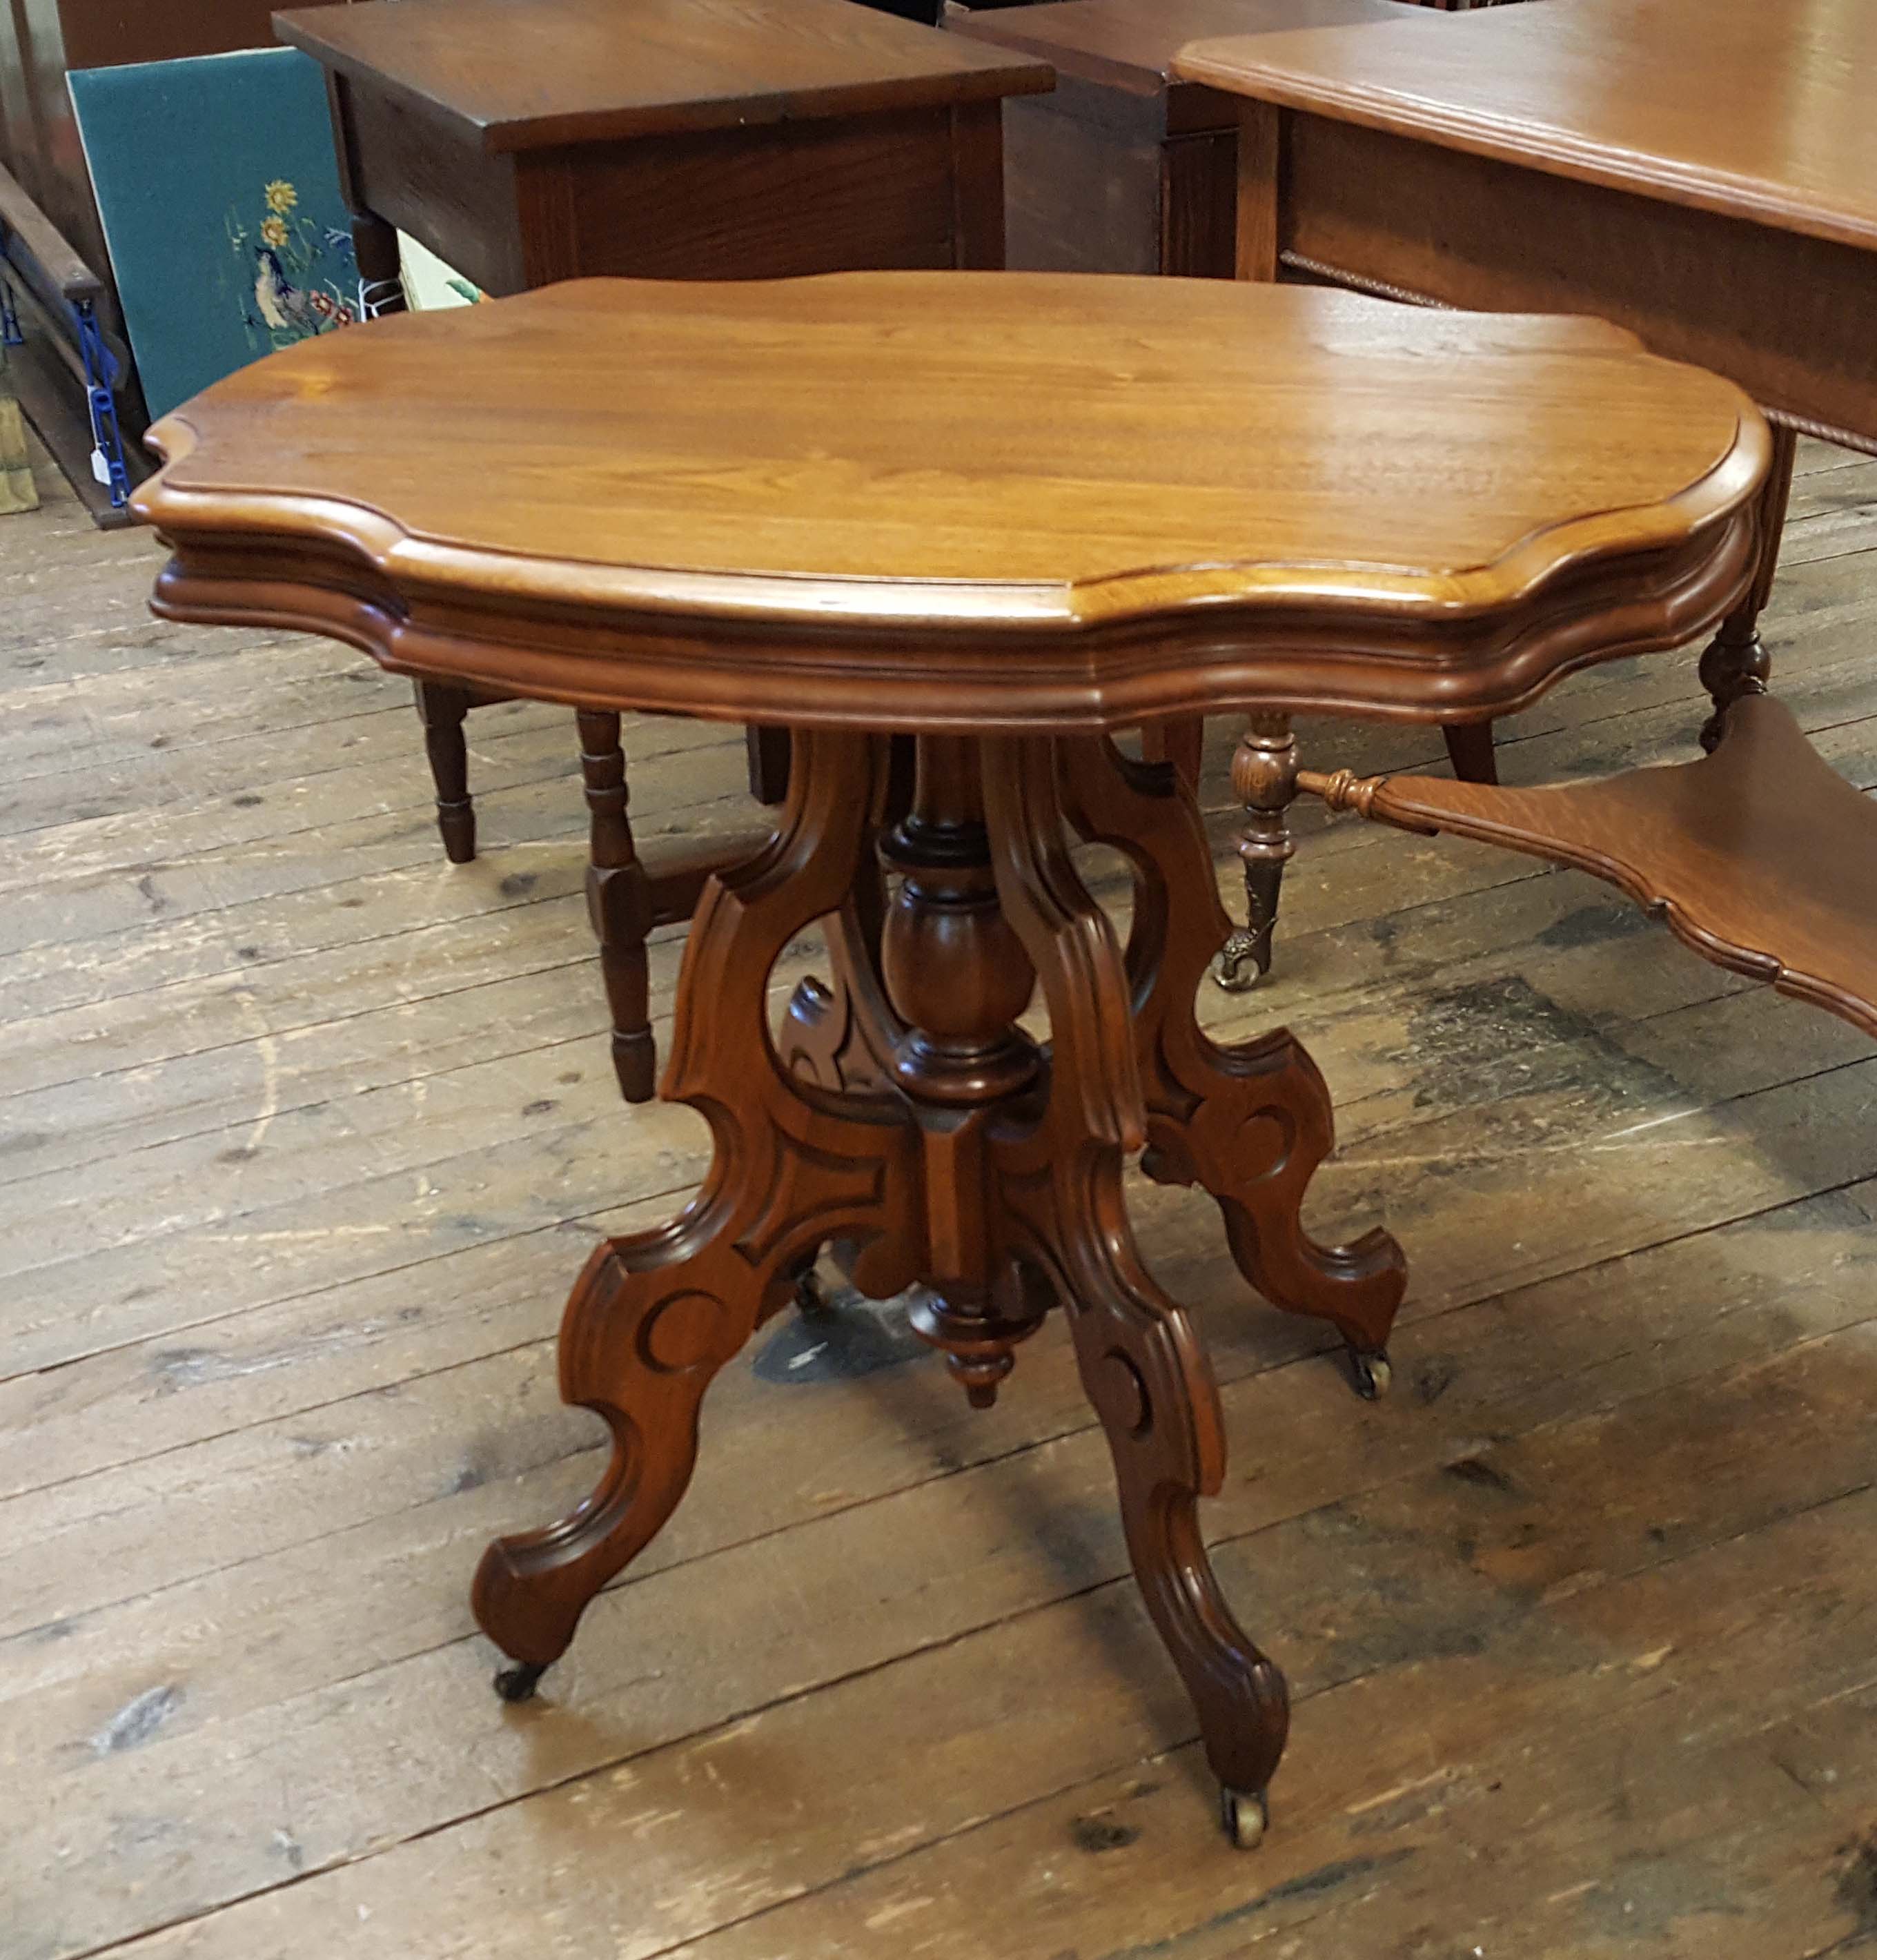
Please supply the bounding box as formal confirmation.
[945,0,1396,101]
[1173,0,1877,251]
[274,0,1054,153]
[135,273,1766,730]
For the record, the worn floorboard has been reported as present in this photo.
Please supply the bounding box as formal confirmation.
[3,435,1876,1960]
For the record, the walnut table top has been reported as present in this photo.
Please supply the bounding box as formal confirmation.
[135,271,1765,732]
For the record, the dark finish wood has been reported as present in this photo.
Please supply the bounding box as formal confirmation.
[411,679,475,865]
[947,0,1393,277]
[1301,694,1877,1042]
[472,725,1390,1824]
[1140,717,1203,790]
[1442,722,1498,786]
[1061,738,1404,1366]
[0,157,142,525]
[1175,0,1877,450]
[283,0,1045,1097]
[0,157,100,303]
[577,707,656,1104]
[746,727,792,807]
[134,268,1830,1843]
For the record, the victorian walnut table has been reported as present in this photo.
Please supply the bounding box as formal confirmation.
[135,271,1877,1847]
[1175,0,1877,982]
[275,0,1051,1097]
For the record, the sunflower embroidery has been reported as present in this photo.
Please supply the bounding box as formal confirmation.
[264,180,299,215]
[260,215,290,248]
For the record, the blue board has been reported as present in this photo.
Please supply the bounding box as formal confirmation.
[69,48,359,421]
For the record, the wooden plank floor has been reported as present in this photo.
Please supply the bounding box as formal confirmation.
[3,431,1876,1960]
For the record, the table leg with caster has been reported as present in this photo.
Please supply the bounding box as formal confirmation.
[1061,738,1407,1392]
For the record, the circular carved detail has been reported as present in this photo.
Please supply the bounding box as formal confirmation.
[1232,1107,1295,1182]
[638,1290,731,1374]
[1101,1349,1153,1439]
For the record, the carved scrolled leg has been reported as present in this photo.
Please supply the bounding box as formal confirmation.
[577,707,657,1104]
[780,866,898,1099]
[983,738,1289,1835]
[1699,421,1798,751]
[1061,738,1406,1380]
[1215,714,1297,990]
[473,731,921,1683]
[413,678,475,863]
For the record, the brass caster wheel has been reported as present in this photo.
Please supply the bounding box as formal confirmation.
[493,1660,549,1703]
[1212,929,1267,993]
[1347,1346,1392,1402]
[1221,1785,1269,1850]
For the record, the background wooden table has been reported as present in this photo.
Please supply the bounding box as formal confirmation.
[277,0,1052,302]
[948,0,1395,278]
[1175,0,1877,453]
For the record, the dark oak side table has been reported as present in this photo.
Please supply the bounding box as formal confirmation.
[274,0,1052,1098]
[134,272,1873,1853]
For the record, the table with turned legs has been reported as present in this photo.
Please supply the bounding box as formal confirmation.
[137,270,1877,1848]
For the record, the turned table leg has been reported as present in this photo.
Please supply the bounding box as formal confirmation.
[361,220,493,873]
[1215,714,1297,990]
[577,708,660,1103]
[1699,421,1799,749]
[413,678,475,863]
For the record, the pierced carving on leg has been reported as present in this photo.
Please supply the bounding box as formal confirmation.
[1060,737,1406,1373]
[983,737,1289,1831]
[472,732,922,1683]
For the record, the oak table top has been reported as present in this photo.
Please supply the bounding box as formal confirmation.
[1175,0,1877,254]
[135,272,1765,732]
